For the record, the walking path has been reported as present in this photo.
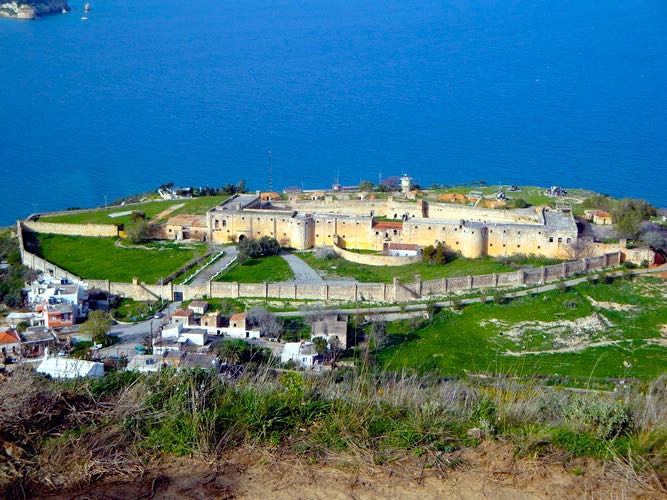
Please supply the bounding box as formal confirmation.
[188,246,238,285]
[280,252,324,283]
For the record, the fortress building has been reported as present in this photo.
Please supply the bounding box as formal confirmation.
[207,192,579,259]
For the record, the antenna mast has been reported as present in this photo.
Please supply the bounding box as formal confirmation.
[267,149,273,191]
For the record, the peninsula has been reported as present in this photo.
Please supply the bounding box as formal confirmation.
[0,0,69,19]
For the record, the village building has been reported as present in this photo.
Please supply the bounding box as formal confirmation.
[0,329,21,359]
[311,314,349,348]
[28,276,89,321]
[281,341,318,368]
[20,327,57,358]
[188,300,209,315]
[44,303,77,329]
[171,308,194,327]
[585,210,613,225]
[164,214,208,241]
[126,354,161,373]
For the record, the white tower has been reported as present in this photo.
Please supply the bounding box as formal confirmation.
[400,174,413,194]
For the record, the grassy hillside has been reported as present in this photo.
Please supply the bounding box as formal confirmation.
[379,276,667,386]
[40,196,226,226]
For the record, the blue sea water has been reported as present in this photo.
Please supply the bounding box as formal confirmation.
[1,0,666,224]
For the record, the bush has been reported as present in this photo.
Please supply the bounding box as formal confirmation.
[563,397,632,439]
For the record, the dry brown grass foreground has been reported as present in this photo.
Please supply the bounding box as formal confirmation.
[35,443,664,500]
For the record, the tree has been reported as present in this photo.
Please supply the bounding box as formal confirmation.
[238,238,262,259]
[237,179,247,193]
[217,340,244,365]
[80,310,112,346]
[246,307,281,338]
[329,336,342,370]
[312,337,328,357]
[506,198,529,209]
[359,180,374,192]
[258,236,281,256]
[125,219,150,244]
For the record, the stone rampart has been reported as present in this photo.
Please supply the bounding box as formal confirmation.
[332,239,422,267]
[23,220,118,238]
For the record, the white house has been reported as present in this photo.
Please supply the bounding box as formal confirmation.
[28,276,89,321]
[126,355,161,373]
[281,342,318,368]
[36,349,104,379]
[177,328,208,346]
[223,313,261,339]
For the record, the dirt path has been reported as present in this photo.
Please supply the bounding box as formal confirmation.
[44,443,664,499]
[150,203,185,223]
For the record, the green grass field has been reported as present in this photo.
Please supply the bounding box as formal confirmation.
[34,234,204,283]
[214,255,294,283]
[378,276,667,384]
[295,252,556,283]
[40,196,227,226]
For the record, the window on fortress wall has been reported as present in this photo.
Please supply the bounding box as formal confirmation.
[222,220,226,227]
[537,245,541,249]
[393,229,397,235]
[214,220,219,229]
[490,243,493,247]
[503,244,506,247]
[566,238,571,243]
[375,231,379,235]
[415,226,418,229]
[518,231,521,235]
[316,234,319,237]
[517,244,521,248]
[549,237,554,242]
[558,237,562,243]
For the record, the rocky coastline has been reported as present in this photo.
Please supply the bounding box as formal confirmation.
[0,0,70,19]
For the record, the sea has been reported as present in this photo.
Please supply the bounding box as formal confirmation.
[1,0,666,225]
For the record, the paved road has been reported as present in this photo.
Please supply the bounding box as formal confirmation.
[281,252,324,283]
[189,246,238,284]
[99,302,180,359]
[274,264,667,318]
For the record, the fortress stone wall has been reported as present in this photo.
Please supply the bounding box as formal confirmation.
[207,194,579,259]
[23,220,118,238]
[18,217,622,304]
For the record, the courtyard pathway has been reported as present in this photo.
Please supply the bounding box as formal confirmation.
[189,246,238,285]
[280,252,324,283]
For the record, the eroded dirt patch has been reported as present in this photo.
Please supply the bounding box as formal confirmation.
[37,443,665,500]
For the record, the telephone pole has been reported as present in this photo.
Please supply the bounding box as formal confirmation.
[267,149,273,192]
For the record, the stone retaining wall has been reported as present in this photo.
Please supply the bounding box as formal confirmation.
[332,238,422,266]
[23,220,118,238]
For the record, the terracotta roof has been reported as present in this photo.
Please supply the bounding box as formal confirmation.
[166,214,207,227]
[172,308,194,317]
[373,221,403,230]
[0,331,19,345]
[387,243,418,251]
[594,210,611,217]
[230,313,246,322]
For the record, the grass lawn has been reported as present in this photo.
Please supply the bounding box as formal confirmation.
[427,185,595,209]
[294,252,553,283]
[378,276,667,384]
[34,233,204,283]
[40,196,227,226]
[214,255,294,283]
[112,298,160,322]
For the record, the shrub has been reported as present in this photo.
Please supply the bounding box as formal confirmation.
[563,397,632,440]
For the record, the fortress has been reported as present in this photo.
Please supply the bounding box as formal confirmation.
[206,192,579,259]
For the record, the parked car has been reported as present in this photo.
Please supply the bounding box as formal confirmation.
[154,312,164,319]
